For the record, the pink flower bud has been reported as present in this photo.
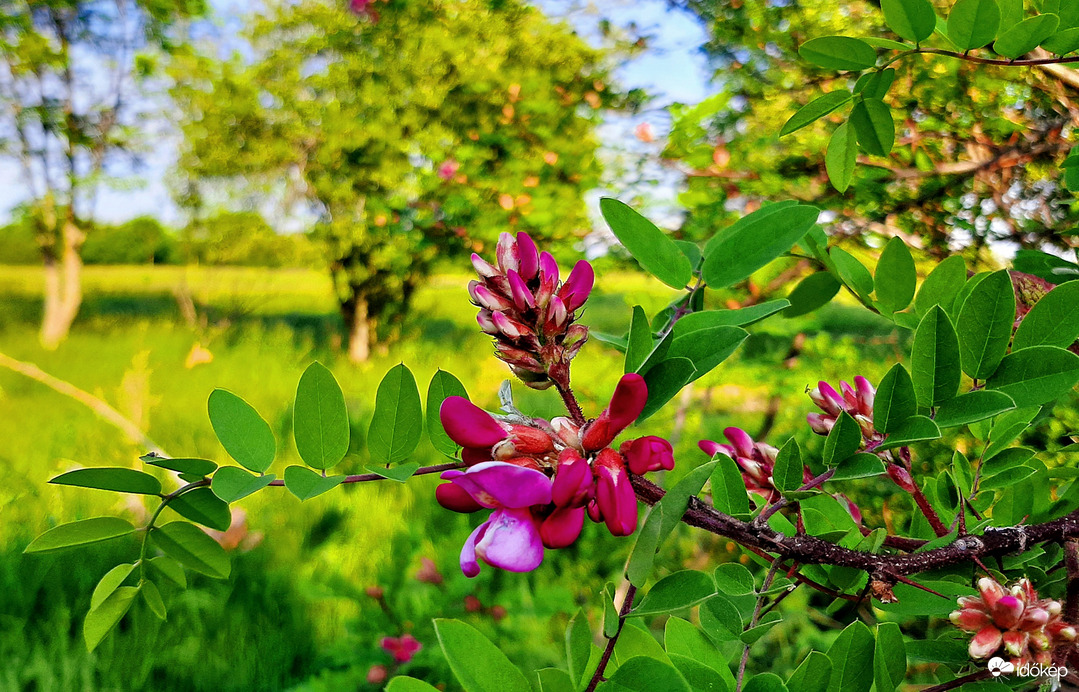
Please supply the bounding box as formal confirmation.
[494,343,544,372]
[979,577,1006,610]
[624,436,675,475]
[539,251,559,285]
[586,498,602,523]
[992,595,1025,630]
[723,427,756,459]
[810,382,847,416]
[969,625,1003,659]
[440,396,508,449]
[471,253,500,279]
[853,375,875,412]
[436,483,484,513]
[581,374,649,451]
[491,310,521,339]
[1020,607,1050,631]
[476,310,499,335]
[951,607,993,631]
[699,440,725,457]
[1002,630,1029,657]
[506,425,556,455]
[594,448,637,536]
[539,506,585,548]
[552,449,593,507]
[806,413,835,435]
[516,232,539,280]
[496,232,518,273]
[507,270,536,311]
[886,464,916,493]
[470,282,512,311]
[559,260,594,312]
[551,417,582,449]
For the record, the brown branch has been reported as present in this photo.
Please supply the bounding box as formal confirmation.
[585,584,637,692]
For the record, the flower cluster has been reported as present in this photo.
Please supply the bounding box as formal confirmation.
[380,634,422,664]
[699,427,808,504]
[436,373,673,577]
[951,577,1077,667]
[806,377,916,492]
[469,232,592,390]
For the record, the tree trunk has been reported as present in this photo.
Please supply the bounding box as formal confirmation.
[40,215,83,350]
[347,295,370,363]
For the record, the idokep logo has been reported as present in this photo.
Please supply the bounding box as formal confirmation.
[987,657,1015,677]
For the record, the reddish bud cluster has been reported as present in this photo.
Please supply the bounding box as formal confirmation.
[435,374,672,576]
[699,427,799,504]
[951,577,1076,667]
[380,634,422,663]
[469,232,592,390]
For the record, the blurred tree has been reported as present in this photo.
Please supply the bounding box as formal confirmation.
[0,0,204,347]
[664,0,1079,261]
[171,0,622,361]
[82,216,177,264]
[181,210,321,268]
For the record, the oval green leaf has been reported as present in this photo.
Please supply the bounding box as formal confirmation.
[84,585,138,652]
[875,237,916,313]
[784,272,842,317]
[701,205,820,288]
[934,389,1016,428]
[145,457,218,477]
[207,388,276,473]
[781,91,853,136]
[151,521,230,579]
[799,36,878,71]
[294,361,350,470]
[600,198,693,289]
[426,369,469,458]
[826,121,859,192]
[911,306,962,407]
[50,467,162,496]
[630,570,717,618]
[368,364,423,464]
[283,465,345,501]
[882,0,937,42]
[850,98,895,156]
[90,563,136,611]
[168,486,232,531]
[947,0,1002,49]
[211,466,276,503]
[1013,280,1079,350]
[24,517,136,554]
[915,254,967,317]
[994,13,1060,58]
[434,618,531,692]
[957,270,1015,379]
[985,345,1079,407]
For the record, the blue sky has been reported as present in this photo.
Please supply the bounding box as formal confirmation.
[0,0,716,226]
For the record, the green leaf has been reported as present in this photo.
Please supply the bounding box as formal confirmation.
[656,461,719,540]
[911,306,962,407]
[168,487,232,531]
[426,370,469,458]
[877,580,976,616]
[832,453,886,480]
[829,248,875,300]
[151,522,230,579]
[787,652,831,692]
[849,98,894,156]
[772,438,805,493]
[626,506,664,587]
[824,411,864,465]
[283,465,345,500]
[211,466,276,503]
[854,69,897,100]
[998,0,1026,33]
[744,673,789,692]
[365,462,421,482]
[784,272,842,317]
[875,237,916,312]
[877,415,941,450]
[985,346,1079,407]
[982,406,1040,457]
[957,270,1015,379]
[709,454,750,516]
[90,563,136,611]
[995,13,1060,57]
[603,583,619,638]
[947,0,1001,49]
[915,255,968,317]
[1013,281,1079,350]
[434,619,531,692]
[293,361,350,470]
[24,517,136,554]
[386,678,441,692]
[934,390,1016,428]
[639,358,696,421]
[781,91,853,136]
[699,594,743,644]
[142,580,167,620]
[626,306,653,374]
[741,616,783,645]
[668,655,733,692]
[701,205,819,288]
[882,0,937,42]
[665,618,727,675]
[149,555,186,588]
[536,669,574,692]
[825,621,875,692]
[145,457,217,477]
[668,326,748,382]
[608,657,692,692]
[600,198,693,289]
[207,389,276,473]
[630,570,717,618]
[672,301,791,332]
[1042,26,1079,54]
[876,363,917,433]
[50,467,162,496]
[84,585,138,652]
[826,121,859,192]
[369,364,423,464]
[873,623,906,692]
[798,37,878,70]
[713,563,755,595]
[566,610,592,690]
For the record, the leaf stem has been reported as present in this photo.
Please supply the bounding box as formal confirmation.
[585,584,638,692]
[735,561,780,692]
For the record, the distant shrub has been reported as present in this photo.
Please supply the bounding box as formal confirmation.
[82,217,179,265]
[183,211,322,268]
[0,217,40,264]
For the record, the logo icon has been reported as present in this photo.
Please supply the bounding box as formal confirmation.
[988,657,1015,677]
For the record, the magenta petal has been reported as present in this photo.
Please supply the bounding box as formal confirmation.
[452,461,553,508]
[723,427,755,458]
[517,232,539,280]
[539,251,559,284]
[508,270,536,311]
[608,373,648,430]
[475,507,544,573]
[440,397,508,449]
[460,519,490,578]
[559,260,595,311]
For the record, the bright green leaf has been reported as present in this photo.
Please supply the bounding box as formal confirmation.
[826,121,858,192]
[426,370,469,458]
[283,465,345,500]
[435,619,531,692]
[787,652,831,692]
[626,306,653,374]
[875,237,916,312]
[142,580,167,620]
[84,586,138,652]
[294,361,350,470]
[873,623,906,692]
[947,0,1001,49]
[994,13,1060,58]
[630,570,717,618]
[877,415,941,451]
[50,467,162,496]
[368,364,423,464]
[934,390,1016,428]
[798,37,878,71]
[90,563,136,611]
[882,0,937,42]
[168,487,232,531]
[1012,281,1079,350]
[702,205,819,288]
[849,98,894,156]
[211,466,275,503]
[781,91,853,136]
[772,438,805,493]
[784,272,842,317]
[607,657,692,692]
[957,270,1015,379]
[639,358,696,421]
[24,517,136,554]
[825,621,875,692]
[709,454,750,516]
[150,522,230,579]
[985,346,1079,407]
[830,247,875,300]
[915,255,967,317]
[911,306,962,407]
[824,411,864,465]
[207,389,276,473]
[600,198,693,289]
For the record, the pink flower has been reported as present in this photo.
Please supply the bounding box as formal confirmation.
[558,260,594,312]
[623,436,675,475]
[539,506,586,548]
[437,159,460,180]
[439,396,508,452]
[380,634,422,663]
[699,427,809,504]
[594,449,638,536]
[950,576,1077,667]
[581,373,648,451]
[440,462,552,577]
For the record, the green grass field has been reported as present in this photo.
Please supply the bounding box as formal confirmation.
[0,264,916,690]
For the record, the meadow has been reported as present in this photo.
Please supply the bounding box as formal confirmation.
[0,263,944,691]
